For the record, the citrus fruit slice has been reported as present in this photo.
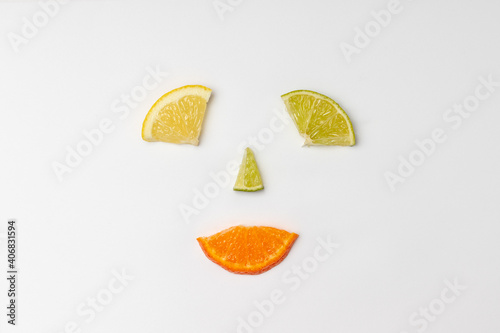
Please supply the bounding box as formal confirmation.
[281,90,355,146]
[142,85,212,145]
[197,225,298,275]
[233,147,264,192]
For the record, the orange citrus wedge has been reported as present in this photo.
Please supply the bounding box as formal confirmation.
[197,225,298,275]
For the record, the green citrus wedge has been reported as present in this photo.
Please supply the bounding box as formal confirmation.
[233,148,264,192]
[281,90,355,146]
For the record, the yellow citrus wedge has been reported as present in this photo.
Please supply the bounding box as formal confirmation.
[142,85,212,145]
[281,90,355,146]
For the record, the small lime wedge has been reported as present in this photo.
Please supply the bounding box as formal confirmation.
[233,148,264,192]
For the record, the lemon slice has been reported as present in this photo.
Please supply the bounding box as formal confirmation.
[142,85,212,145]
[233,148,264,192]
[281,90,355,146]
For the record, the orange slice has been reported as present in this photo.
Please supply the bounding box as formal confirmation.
[197,225,299,275]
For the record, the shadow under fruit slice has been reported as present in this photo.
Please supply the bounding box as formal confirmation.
[281,90,355,146]
[197,225,298,275]
[142,85,212,145]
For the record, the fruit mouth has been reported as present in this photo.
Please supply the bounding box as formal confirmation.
[197,225,299,275]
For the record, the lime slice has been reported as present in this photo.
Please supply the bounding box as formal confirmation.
[233,148,264,192]
[281,90,355,146]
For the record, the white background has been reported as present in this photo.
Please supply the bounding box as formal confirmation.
[1,0,500,332]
